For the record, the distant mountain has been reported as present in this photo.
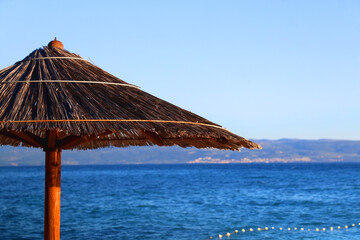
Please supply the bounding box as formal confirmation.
[0,139,359,166]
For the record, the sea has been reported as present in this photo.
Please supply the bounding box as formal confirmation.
[0,163,360,240]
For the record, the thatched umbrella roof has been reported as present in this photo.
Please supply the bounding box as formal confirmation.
[0,40,261,151]
[0,39,260,240]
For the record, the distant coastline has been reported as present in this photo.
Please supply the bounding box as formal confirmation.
[0,139,359,166]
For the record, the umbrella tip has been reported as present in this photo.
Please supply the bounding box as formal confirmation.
[48,37,64,49]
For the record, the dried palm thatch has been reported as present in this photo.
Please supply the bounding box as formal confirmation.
[0,41,261,151]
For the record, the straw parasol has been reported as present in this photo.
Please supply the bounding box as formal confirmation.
[0,38,261,240]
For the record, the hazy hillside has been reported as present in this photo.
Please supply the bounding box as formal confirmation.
[0,139,359,166]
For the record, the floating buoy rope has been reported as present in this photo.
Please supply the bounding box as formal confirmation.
[206,222,360,239]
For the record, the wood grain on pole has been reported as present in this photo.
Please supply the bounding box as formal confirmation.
[44,150,61,240]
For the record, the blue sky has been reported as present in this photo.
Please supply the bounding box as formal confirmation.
[0,0,359,140]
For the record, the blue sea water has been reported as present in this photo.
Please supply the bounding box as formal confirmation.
[0,163,360,240]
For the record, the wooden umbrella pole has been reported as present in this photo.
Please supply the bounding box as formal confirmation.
[44,150,62,240]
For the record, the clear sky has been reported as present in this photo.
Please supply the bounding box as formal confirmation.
[0,0,359,140]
